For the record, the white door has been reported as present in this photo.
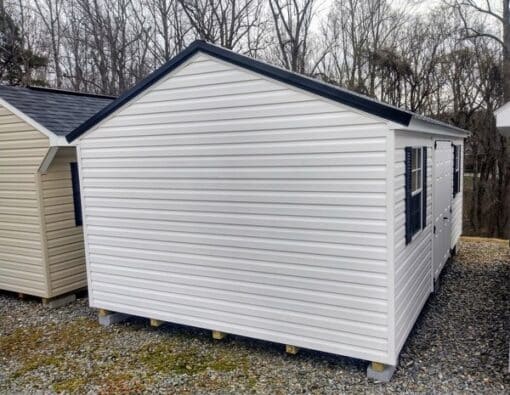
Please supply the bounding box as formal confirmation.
[432,141,453,280]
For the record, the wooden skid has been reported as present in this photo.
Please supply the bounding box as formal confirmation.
[212,330,227,340]
[150,319,164,327]
[370,362,385,373]
[285,345,299,355]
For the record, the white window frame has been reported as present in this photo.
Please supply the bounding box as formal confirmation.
[411,147,424,236]
[455,146,460,173]
[411,147,423,197]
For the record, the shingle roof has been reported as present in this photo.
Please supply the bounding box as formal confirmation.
[67,40,467,142]
[0,85,114,137]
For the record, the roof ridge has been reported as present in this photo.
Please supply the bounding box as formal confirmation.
[27,85,116,99]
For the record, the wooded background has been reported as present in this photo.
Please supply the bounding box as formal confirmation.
[1,0,509,238]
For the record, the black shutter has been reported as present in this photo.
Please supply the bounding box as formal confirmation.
[70,162,83,226]
[422,147,427,229]
[405,147,413,244]
[457,145,462,195]
[452,145,459,197]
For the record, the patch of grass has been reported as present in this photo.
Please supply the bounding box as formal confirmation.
[2,316,256,392]
[97,372,144,395]
[12,354,64,378]
[209,355,240,372]
[139,341,244,375]
[52,377,88,393]
[0,327,45,359]
[1,317,113,389]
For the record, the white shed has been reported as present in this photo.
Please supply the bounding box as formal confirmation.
[495,102,510,136]
[67,41,468,379]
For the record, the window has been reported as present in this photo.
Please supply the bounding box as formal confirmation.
[453,145,461,197]
[411,148,422,195]
[70,162,82,226]
[405,146,427,244]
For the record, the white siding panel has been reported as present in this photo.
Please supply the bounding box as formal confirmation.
[79,54,393,363]
[393,132,433,354]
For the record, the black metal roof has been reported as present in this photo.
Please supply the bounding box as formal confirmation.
[0,85,114,137]
[66,40,466,142]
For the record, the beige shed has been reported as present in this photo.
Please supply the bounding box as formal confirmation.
[0,86,113,305]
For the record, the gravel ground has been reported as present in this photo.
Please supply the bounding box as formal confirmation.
[0,238,509,394]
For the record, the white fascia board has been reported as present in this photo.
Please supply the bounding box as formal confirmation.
[388,117,470,138]
[0,97,70,147]
[39,146,59,173]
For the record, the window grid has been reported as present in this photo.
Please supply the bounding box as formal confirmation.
[410,147,423,237]
[411,147,422,196]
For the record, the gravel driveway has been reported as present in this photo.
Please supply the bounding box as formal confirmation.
[1,238,509,394]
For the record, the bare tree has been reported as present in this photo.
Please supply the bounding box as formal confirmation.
[319,0,405,94]
[73,0,150,94]
[177,0,264,51]
[33,0,64,87]
[142,0,190,63]
[2,0,508,237]
[268,0,318,73]
[447,0,510,101]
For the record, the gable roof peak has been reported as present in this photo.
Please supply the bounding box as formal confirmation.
[66,40,467,142]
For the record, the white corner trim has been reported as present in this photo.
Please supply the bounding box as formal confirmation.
[39,146,59,173]
[0,97,70,146]
[385,128,397,364]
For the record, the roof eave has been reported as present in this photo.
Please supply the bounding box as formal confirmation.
[389,116,470,137]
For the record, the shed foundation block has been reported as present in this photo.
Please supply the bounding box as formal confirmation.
[98,309,129,326]
[42,293,76,309]
[367,362,397,382]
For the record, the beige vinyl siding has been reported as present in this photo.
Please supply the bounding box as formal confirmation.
[0,105,49,296]
[78,54,395,364]
[393,132,433,354]
[41,147,86,297]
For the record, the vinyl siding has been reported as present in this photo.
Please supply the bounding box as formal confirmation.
[79,53,394,363]
[451,140,463,249]
[393,132,433,354]
[0,106,49,296]
[41,147,87,297]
